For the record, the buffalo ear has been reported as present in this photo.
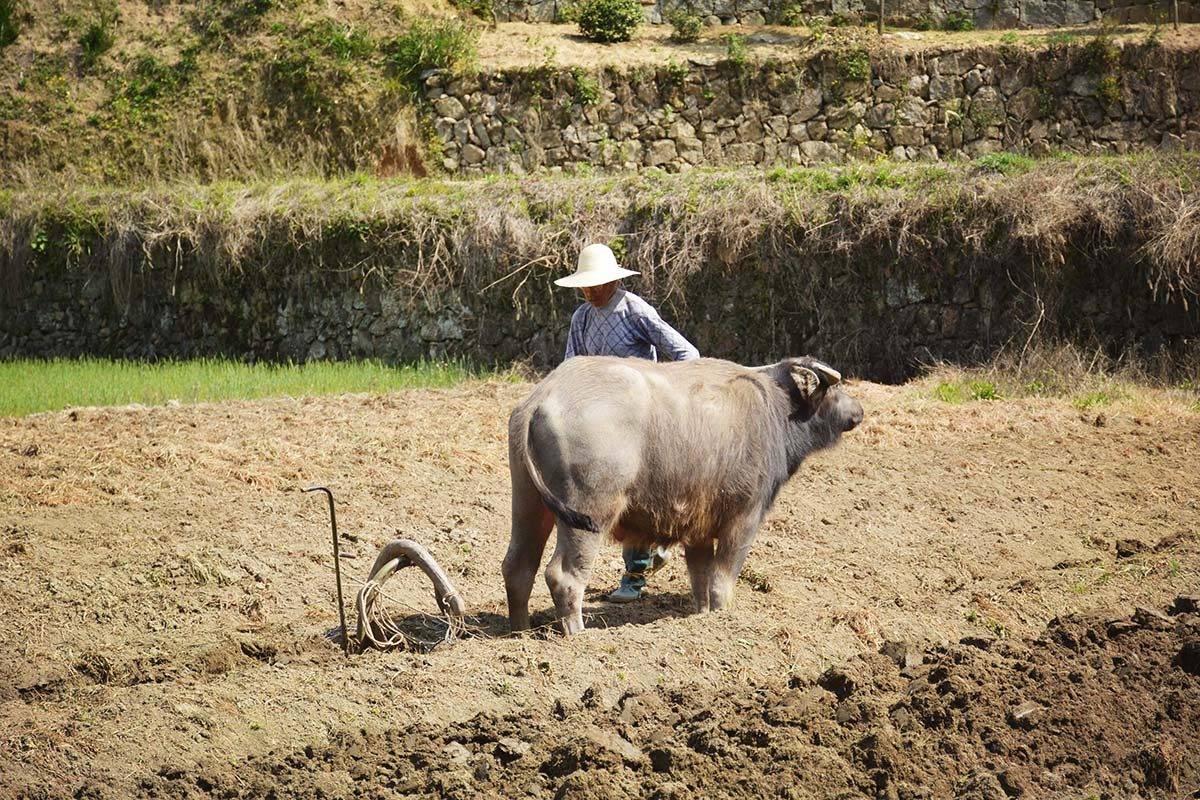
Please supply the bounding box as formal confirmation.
[789,365,822,399]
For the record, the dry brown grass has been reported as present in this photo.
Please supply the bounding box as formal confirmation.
[2,153,1197,309]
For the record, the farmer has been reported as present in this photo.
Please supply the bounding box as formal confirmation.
[555,242,700,603]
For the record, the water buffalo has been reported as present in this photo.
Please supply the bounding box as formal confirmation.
[503,355,863,634]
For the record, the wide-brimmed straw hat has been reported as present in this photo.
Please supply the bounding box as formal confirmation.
[554,243,640,288]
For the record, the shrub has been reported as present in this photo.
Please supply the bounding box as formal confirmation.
[0,0,21,49]
[776,4,807,26]
[942,10,973,30]
[80,0,119,67]
[578,0,642,44]
[571,67,601,105]
[724,32,747,68]
[667,9,702,42]
[554,0,582,23]
[388,18,478,83]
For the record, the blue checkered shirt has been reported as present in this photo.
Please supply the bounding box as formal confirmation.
[564,289,699,362]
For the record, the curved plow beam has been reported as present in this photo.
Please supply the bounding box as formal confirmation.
[355,539,467,651]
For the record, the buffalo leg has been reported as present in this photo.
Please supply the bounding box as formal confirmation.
[710,513,763,611]
[503,460,555,632]
[544,522,602,635]
[683,542,714,613]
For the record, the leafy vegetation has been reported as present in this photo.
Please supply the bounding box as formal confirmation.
[79,0,119,68]
[0,358,512,417]
[724,32,748,69]
[0,0,21,48]
[387,18,478,85]
[974,152,1035,176]
[578,0,642,43]
[942,10,974,31]
[667,9,703,43]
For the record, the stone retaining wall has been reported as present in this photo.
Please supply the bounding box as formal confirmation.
[424,43,1199,174]
[4,239,1197,382]
[496,0,1199,27]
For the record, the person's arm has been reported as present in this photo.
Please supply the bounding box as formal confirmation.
[636,305,699,361]
[564,306,586,359]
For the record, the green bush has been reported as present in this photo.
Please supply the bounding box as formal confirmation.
[80,0,119,67]
[1,0,22,49]
[578,0,642,44]
[667,9,702,42]
[724,32,747,68]
[554,0,582,23]
[388,18,478,83]
[942,10,974,30]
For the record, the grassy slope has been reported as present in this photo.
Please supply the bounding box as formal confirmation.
[2,153,1196,287]
[0,0,458,183]
[1,0,1195,183]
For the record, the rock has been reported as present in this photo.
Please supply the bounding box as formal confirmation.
[1008,87,1041,120]
[741,10,766,25]
[969,86,1005,126]
[495,736,530,764]
[443,741,472,764]
[891,125,924,147]
[929,76,963,103]
[1005,701,1043,729]
[798,140,839,162]
[1116,538,1146,558]
[434,96,467,119]
[459,144,485,165]
[581,725,642,765]
[1176,640,1200,675]
[964,69,984,95]
[865,103,895,128]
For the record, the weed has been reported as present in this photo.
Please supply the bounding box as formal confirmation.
[837,47,870,83]
[452,0,495,21]
[578,0,642,43]
[80,0,119,68]
[967,380,999,400]
[667,9,702,43]
[776,4,807,26]
[554,0,582,23]
[1000,31,1018,44]
[933,379,999,402]
[913,13,933,30]
[942,10,974,31]
[933,381,966,403]
[387,18,478,85]
[0,0,21,48]
[1045,31,1078,45]
[1080,26,1122,105]
[1073,391,1112,409]
[724,33,748,70]
[974,152,1035,175]
[1167,558,1182,578]
[571,68,601,105]
[829,11,855,26]
[662,58,689,90]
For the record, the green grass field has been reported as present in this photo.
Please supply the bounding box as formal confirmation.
[0,358,512,417]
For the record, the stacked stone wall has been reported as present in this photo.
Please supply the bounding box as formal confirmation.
[424,44,1199,174]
